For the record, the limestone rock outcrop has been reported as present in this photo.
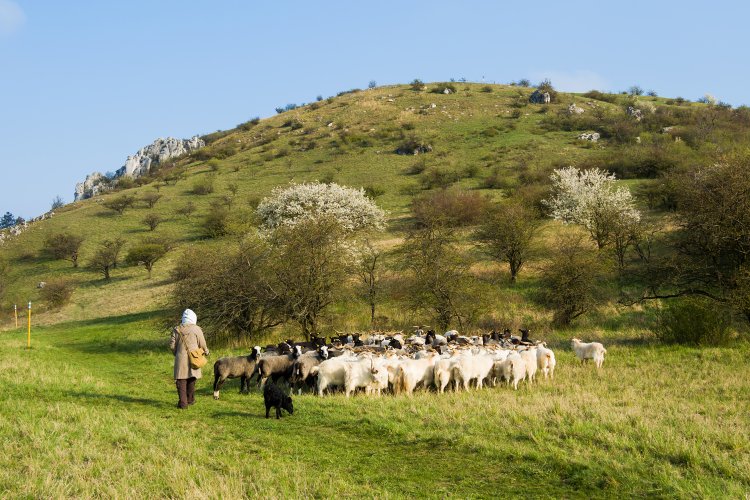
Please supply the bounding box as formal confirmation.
[73,136,205,201]
[529,90,551,104]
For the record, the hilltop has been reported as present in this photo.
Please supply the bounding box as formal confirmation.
[0,81,747,337]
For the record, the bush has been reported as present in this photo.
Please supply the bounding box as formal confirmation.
[39,279,74,309]
[102,194,136,215]
[203,203,231,238]
[419,167,460,190]
[141,213,162,231]
[141,191,162,208]
[43,233,84,267]
[480,85,493,93]
[395,136,432,155]
[368,80,377,89]
[51,196,65,210]
[583,90,617,104]
[655,297,733,345]
[237,117,260,131]
[363,185,385,198]
[176,201,196,219]
[206,159,221,171]
[430,83,457,94]
[192,174,216,195]
[412,188,489,227]
[410,79,424,91]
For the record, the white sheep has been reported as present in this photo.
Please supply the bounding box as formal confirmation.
[571,338,607,368]
[494,353,525,390]
[536,344,556,379]
[452,354,495,390]
[519,348,538,385]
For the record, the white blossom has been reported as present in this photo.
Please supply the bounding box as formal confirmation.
[543,167,641,247]
[257,182,386,233]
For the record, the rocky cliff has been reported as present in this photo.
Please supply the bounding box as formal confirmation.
[74,136,205,201]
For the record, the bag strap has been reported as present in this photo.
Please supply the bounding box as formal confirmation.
[176,325,191,354]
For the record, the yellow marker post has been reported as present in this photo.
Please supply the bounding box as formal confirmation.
[27,301,31,349]
[14,304,18,329]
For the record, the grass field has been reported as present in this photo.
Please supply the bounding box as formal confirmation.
[2,314,748,498]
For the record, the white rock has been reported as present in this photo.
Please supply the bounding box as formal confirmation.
[578,132,600,142]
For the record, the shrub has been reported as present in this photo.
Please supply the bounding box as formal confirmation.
[103,194,136,215]
[536,79,558,103]
[395,136,432,155]
[410,79,425,91]
[141,191,162,208]
[125,239,170,278]
[363,185,385,199]
[115,177,136,190]
[481,167,511,189]
[43,233,84,267]
[516,79,531,87]
[192,174,216,195]
[368,80,377,89]
[419,167,460,190]
[203,203,231,238]
[430,83,457,94]
[583,90,617,104]
[412,188,489,227]
[655,297,733,345]
[50,196,65,210]
[142,213,162,231]
[237,117,260,131]
[207,159,221,171]
[628,85,644,96]
[480,85,493,93]
[39,279,74,309]
[176,201,196,219]
[88,238,125,281]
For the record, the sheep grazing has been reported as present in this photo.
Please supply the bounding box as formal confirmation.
[394,353,437,396]
[212,346,262,400]
[498,353,526,390]
[343,356,380,398]
[312,353,357,395]
[519,347,538,385]
[452,354,495,390]
[290,346,329,395]
[571,338,607,368]
[536,344,557,379]
[433,355,461,393]
[257,346,303,390]
[263,382,294,419]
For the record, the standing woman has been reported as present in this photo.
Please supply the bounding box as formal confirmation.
[169,309,210,409]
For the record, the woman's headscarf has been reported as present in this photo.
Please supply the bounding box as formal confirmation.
[181,309,197,326]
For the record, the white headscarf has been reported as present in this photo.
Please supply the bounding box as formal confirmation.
[181,309,197,326]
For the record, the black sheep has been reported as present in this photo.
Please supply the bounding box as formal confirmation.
[263,383,294,419]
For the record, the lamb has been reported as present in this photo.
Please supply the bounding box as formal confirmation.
[212,346,262,400]
[536,344,557,379]
[571,338,607,368]
[263,382,294,419]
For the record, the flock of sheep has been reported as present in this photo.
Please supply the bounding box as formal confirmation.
[212,329,607,400]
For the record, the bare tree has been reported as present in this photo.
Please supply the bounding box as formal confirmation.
[356,239,384,325]
[89,238,125,281]
[43,233,84,268]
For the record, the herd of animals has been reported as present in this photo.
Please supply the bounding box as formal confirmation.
[214,328,608,419]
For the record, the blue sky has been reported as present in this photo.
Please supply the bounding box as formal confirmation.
[1,0,748,218]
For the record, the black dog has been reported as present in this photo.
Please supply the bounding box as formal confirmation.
[263,383,294,419]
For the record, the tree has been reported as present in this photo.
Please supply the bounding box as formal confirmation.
[267,217,350,338]
[141,213,162,231]
[125,240,170,278]
[256,182,385,233]
[475,200,540,283]
[543,167,641,249]
[410,79,425,91]
[89,238,125,281]
[171,239,284,342]
[399,223,483,330]
[51,196,65,210]
[203,202,231,238]
[43,233,84,268]
[0,212,14,229]
[356,239,384,326]
[142,192,162,208]
[103,194,136,215]
[628,85,644,96]
[538,234,611,325]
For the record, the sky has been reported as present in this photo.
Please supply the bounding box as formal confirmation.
[1,0,748,219]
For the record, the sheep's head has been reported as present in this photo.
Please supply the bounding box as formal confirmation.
[282,395,294,415]
[318,345,329,360]
[251,346,261,359]
[571,338,580,345]
[293,345,303,359]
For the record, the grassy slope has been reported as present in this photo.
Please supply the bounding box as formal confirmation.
[1,317,748,497]
[1,82,643,330]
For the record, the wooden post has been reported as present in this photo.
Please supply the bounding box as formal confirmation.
[14,304,18,328]
[27,302,31,349]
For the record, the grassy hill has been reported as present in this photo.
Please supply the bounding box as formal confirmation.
[1,82,750,497]
[0,82,722,334]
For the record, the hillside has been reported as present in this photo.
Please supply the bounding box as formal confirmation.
[0,82,746,337]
